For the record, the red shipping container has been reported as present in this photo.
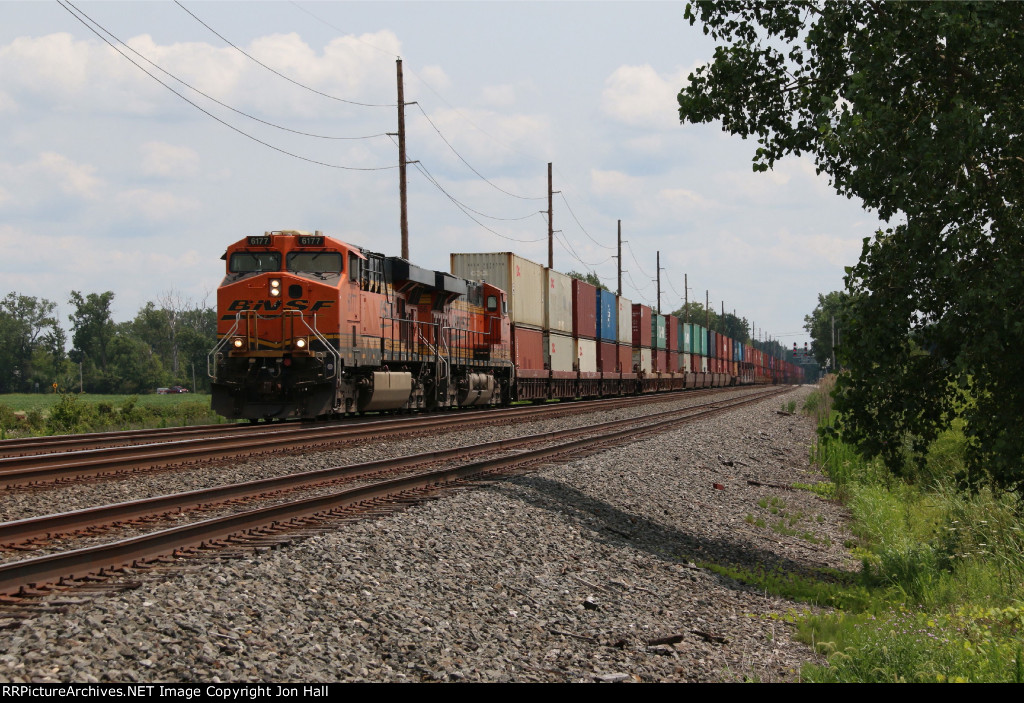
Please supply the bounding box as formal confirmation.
[655,349,668,372]
[513,325,545,371]
[598,341,618,373]
[667,315,679,352]
[617,343,632,373]
[669,351,679,372]
[631,304,652,347]
[571,279,597,339]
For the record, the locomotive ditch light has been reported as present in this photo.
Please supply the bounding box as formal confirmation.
[232,337,246,349]
[294,337,307,349]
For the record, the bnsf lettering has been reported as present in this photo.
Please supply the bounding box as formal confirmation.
[222,299,335,319]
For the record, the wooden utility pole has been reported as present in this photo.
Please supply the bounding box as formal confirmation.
[684,274,688,323]
[705,290,710,330]
[397,59,409,260]
[547,163,554,269]
[656,251,661,314]
[617,221,622,296]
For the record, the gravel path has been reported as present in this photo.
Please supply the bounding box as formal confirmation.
[0,385,852,683]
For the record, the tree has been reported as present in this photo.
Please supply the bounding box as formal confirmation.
[803,291,853,370]
[0,293,61,392]
[68,291,116,391]
[679,2,1024,489]
[565,270,609,292]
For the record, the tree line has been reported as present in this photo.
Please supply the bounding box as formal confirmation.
[0,291,217,394]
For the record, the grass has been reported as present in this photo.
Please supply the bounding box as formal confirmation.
[743,376,1024,682]
[0,392,229,438]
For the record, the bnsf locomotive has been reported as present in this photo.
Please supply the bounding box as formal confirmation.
[210,230,512,420]
[209,230,802,421]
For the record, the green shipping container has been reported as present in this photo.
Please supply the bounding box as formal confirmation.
[651,315,667,350]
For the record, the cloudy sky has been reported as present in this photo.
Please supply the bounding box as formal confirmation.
[0,1,883,345]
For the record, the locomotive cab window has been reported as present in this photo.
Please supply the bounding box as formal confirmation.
[348,253,360,282]
[287,251,343,274]
[486,295,498,312]
[229,252,281,273]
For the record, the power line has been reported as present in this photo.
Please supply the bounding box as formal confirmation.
[176,1,395,108]
[69,2,387,142]
[413,104,545,201]
[58,1,397,171]
[288,0,399,59]
[557,192,615,250]
[412,162,546,244]
[624,241,653,279]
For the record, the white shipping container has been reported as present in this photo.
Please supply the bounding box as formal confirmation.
[575,337,597,373]
[683,353,691,372]
[631,347,652,373]
[545,268,573,333]
[545,332,575,372]
[700,356,709,372]
[451,252,546,329]
[616,296,632,345]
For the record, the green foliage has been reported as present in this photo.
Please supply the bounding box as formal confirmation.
[680,2,1024,491]
[803,291,853,371]
[564,270,609,292]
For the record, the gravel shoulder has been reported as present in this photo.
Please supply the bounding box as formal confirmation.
[0,385,853,683]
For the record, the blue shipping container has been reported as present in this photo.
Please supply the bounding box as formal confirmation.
[596,289,617,342]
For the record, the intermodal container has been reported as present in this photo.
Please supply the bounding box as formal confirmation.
[596,289,617,342]
[451,252,545,329]
[652,314,667,350]
[575,337,597,373]
[616,296,632,345]
[571,279,597,339]
[669,351,679,373]
[617,343,632,374]
[682,352,691,372]
[512,325,544,371]
[667,315,679,352]
[598,340,618,373]
[655,349,668,372]
[544,268,572,334]
[632,304,652,348]
[707,330,716,360]
[544,331,575,372]
[632,347,652,373]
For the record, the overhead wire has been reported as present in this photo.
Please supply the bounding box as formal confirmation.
[67,2,386,141]
[176,1,396,107]
[412,104,545,201]
[411,161,546,244]
[58,0,397,171]
[557,192,615,250]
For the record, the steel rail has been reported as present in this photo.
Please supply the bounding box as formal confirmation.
[0,387,791,595]
[0,387,741,487]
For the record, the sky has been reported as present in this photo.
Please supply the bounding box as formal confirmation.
[0,1,884,346]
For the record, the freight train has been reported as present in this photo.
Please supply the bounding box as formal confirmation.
[209,230,802,420]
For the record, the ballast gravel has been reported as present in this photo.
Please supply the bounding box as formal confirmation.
[0,385,853,683]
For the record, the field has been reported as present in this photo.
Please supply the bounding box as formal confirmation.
[0,393,211,414]
[0,392,227,437]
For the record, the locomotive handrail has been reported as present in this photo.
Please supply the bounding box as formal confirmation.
[207,310,339,382]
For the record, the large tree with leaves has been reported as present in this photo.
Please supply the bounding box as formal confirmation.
[679,1,1023,489]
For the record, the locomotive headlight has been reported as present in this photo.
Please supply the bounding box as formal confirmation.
[269,279,282,296]
[294,338,307,349]
[232,337,245,349]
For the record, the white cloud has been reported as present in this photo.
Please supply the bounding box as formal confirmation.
[416,65,452,94]
[601,63,696,130]
[411,107,550,169]
[113,189,199,221]
[480,84,516,108]
[0,152,103,205]
[140,142,201,179]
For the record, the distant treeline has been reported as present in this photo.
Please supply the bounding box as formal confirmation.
[0,291,217,394]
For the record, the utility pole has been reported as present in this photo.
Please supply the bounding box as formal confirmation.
[397,59,409,260]
[684,274,688,323]
[617,221,622,296]
[656,251,661,313]
[705,290,710,331]
[547,163,553,269]
[831,315,836,371]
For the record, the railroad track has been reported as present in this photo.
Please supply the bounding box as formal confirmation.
[0,386,748,488]
[0,386,792,599]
